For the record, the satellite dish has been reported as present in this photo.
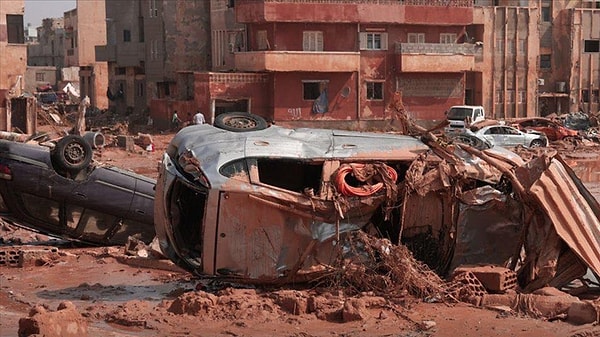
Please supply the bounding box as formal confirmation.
[341,87,350,98]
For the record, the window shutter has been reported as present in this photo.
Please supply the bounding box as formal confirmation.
[316,32,323,51]
[359,32,367,50]
[303,31,309,51]
[381,33,388,50]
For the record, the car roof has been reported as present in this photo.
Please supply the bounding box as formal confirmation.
[171,125,429,160]
[169,125,431,185]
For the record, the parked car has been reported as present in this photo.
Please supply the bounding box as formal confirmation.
[0,135,156,245]
[511,117,579,141]
[470,124,548,148]
[36,92,59,105]
[444,105,486,134]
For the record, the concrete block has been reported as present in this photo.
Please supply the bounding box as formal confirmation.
[117,135,135,151]
[454,265,517,293]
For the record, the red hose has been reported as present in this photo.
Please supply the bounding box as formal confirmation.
[335,163,397,197]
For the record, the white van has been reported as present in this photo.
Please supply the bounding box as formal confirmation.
[444,105,486,134]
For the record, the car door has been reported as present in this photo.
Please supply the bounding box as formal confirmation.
[213,157,330,279]
[483,126,507,146]
[69,166,135,219]
[501,126,529,146]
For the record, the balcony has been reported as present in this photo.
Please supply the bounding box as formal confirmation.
[236,0,473,25]
[395,43,478,73]
[235,51,360,72]
[95,43,145,66]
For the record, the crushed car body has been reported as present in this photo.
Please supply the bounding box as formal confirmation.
[0,136,156,246]
[155,123,600,290]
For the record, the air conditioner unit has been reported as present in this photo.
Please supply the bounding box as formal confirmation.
[537,79,545,86]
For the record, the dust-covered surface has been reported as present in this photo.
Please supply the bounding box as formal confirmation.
[2,118,600,336]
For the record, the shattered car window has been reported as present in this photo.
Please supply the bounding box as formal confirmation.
[255,158,323,194]
[220,159,249,180]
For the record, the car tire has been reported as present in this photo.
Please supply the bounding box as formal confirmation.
[214,112,268,132]
[530,139,544,148]
[51,135,93,172]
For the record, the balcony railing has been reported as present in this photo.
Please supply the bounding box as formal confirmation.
[396,42,476,55]
[395,42,478,72]
[235,51,360,72]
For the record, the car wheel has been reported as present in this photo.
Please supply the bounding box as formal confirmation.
[530,139,544,148]
[214,112,268,132]
[51,135,93,172]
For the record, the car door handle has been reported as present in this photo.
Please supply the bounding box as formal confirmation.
[135,209,145,215]
[73,192,87,200]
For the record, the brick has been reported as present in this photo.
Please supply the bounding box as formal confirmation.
[454,265,517,293]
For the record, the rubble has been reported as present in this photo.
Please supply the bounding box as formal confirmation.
[18,302,88,337]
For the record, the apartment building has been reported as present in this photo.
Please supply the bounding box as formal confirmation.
[65,0,108,109]
[96,0,211,127]
[0,0,36,133]
[95,0,598,128]
[28,18,65,68]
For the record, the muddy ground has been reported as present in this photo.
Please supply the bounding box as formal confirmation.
[1,125,600,337]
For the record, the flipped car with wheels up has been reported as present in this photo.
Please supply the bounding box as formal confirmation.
[155,112,600,290]
[0,135,156,245]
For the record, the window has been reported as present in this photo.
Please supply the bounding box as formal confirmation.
[303,31,323,51]
[495,90,503,104]
[584,40,600,53]
[366,82,384,100]
[518,39,526,53]
[137,81,144,97]
[123,29,131,42]
[157,82,171,98]
[440,33,457,44]
[138,17,144,42]
[506,90,514,104]
[303,81,327,100]
[507,39,515,54]
[408,33,425,43]
[150,40,159,60]
[115,67,126,75]
[495,38,504,53]
[255,159,322,194]
[35,73,45,82]
[7,14,24,44]
[21,194,59,226]
[540,54,551,69]
[360,32,388,50]
[582,89,590,103]
[593,89,599,104]
[541,6,551,22]
[149,0,158,17]
[518,91,526,104]
[257,30,269,50]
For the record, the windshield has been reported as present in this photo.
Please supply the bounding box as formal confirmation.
[447,107,473,120]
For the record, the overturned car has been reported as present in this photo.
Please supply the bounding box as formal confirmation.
[155,121,600,291]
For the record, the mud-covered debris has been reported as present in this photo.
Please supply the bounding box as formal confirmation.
[18,301,88,337]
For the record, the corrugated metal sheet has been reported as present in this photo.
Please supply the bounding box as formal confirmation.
[529,158,600,277]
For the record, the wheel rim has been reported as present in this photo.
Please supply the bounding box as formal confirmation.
[222,116,257,129]
[64,142,86,165]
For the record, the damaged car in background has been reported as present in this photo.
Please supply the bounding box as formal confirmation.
[0,135,156,245]
[155,116,600,295]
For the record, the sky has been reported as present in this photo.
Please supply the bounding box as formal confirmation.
[24,0,76,27]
